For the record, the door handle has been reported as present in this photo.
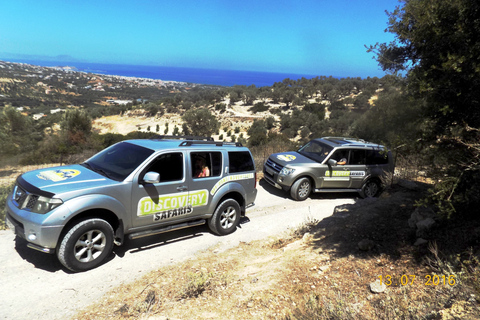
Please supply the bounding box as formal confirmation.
[177,186,188,191]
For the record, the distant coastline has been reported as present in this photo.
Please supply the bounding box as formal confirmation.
[2,58,321,87]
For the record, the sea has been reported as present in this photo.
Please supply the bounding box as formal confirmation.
[7,58,321,87]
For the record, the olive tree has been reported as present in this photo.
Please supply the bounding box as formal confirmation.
[181,108,220,137]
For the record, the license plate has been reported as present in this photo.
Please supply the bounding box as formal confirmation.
[265,167,274,175]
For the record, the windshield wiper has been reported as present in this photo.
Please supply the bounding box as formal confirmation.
[81,162,93,170]
[94,168,112,179]
[82,163,112,179]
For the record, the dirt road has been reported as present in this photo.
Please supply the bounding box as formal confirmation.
[0,182,356,320]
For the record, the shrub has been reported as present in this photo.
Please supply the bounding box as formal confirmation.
[0,183,14,229]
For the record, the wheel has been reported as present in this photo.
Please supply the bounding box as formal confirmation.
[360,179,381,198]
[208,199,241,236]
[290,177,312,201]
[57,218,114,272]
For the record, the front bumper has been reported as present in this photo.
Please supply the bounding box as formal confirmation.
[5,197,64,253]
[263,164,292,191]
[263,170,283,189]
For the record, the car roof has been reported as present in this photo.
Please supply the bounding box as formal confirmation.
[124,136,247,152]
[315,137,385,149]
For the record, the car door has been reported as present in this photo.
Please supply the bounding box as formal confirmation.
[345,149,367,188]
[324,149,367,189]
[323,149,351,188]
[186,151,223,217]
[131,151,192,229]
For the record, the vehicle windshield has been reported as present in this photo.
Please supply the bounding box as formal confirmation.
[297,140,333,163]
[82,142,154,181]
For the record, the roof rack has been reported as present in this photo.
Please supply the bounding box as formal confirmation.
[179,141,243,147]
[152,135,214,141]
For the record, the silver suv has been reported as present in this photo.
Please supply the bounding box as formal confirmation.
[263,137,394,201]
[5,136,257,271]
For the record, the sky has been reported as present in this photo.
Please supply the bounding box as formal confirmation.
[0,0,400,78]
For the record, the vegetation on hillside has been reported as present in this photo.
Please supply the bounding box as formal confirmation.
[1,60,396,167]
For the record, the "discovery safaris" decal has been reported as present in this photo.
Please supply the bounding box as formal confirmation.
[324,170,365,180]
[138,189,208,221]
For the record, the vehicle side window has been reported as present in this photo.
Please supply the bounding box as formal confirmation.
[350,149,366,165]
[145,152,184,182]
[366,149,389,165]
[228,151,254,173]
[191,152,222,178]
[330,149,349,164]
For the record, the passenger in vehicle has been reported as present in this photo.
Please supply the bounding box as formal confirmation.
[194,156,210,177]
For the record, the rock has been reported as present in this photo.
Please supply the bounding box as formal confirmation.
[302,232,313,242]
[398,179,420,190]
[318,265,330,272]
[358,239,375,251]
[408,206,436,228]
[414,238,428,246]
[370,279,387,293]
[416,217,436,237]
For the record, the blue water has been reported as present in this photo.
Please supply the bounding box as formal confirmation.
[7,58,320,87]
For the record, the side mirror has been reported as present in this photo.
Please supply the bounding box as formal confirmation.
[143,172,160,184]
[327,159,337,166]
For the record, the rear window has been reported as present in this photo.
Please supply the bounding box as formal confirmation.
[350,149,366,165]
[191,152,222,178]
[228,151,255,173]
[366,149,389,165]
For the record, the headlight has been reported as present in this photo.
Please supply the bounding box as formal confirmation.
[280,167,295,176]
[31,197,63,214]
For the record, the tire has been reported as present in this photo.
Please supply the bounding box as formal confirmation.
[360,179,381,198]
[208,199,241,236]
[57,218,114,272]
[290,177,312,201]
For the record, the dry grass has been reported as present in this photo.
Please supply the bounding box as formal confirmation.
[73,187,480,320]
[0,163,63,187]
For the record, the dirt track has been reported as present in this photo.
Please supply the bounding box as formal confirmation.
[0,182,356,320]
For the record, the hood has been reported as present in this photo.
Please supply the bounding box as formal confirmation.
[269,151,318,167]
[19,164,117,196]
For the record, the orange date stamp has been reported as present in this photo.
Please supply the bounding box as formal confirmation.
[378,275,456,286]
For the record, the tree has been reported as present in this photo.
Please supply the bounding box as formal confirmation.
[368,0,480,130]
[368,0,480,217]
[61,109,92,146]
[181,108,220,137]
[247,120,268,146]
[0,106,38,156]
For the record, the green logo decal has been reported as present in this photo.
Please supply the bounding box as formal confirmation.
[137,189,208,216]
[325,171,365,177]
[210,173,254,195]
[325,171,350,177]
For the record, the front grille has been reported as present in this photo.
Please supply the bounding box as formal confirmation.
[265,158,283,173]
[25,195,39,209]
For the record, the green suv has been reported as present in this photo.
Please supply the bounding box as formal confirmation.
[6,136,257,271]
[263,137,394,201]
